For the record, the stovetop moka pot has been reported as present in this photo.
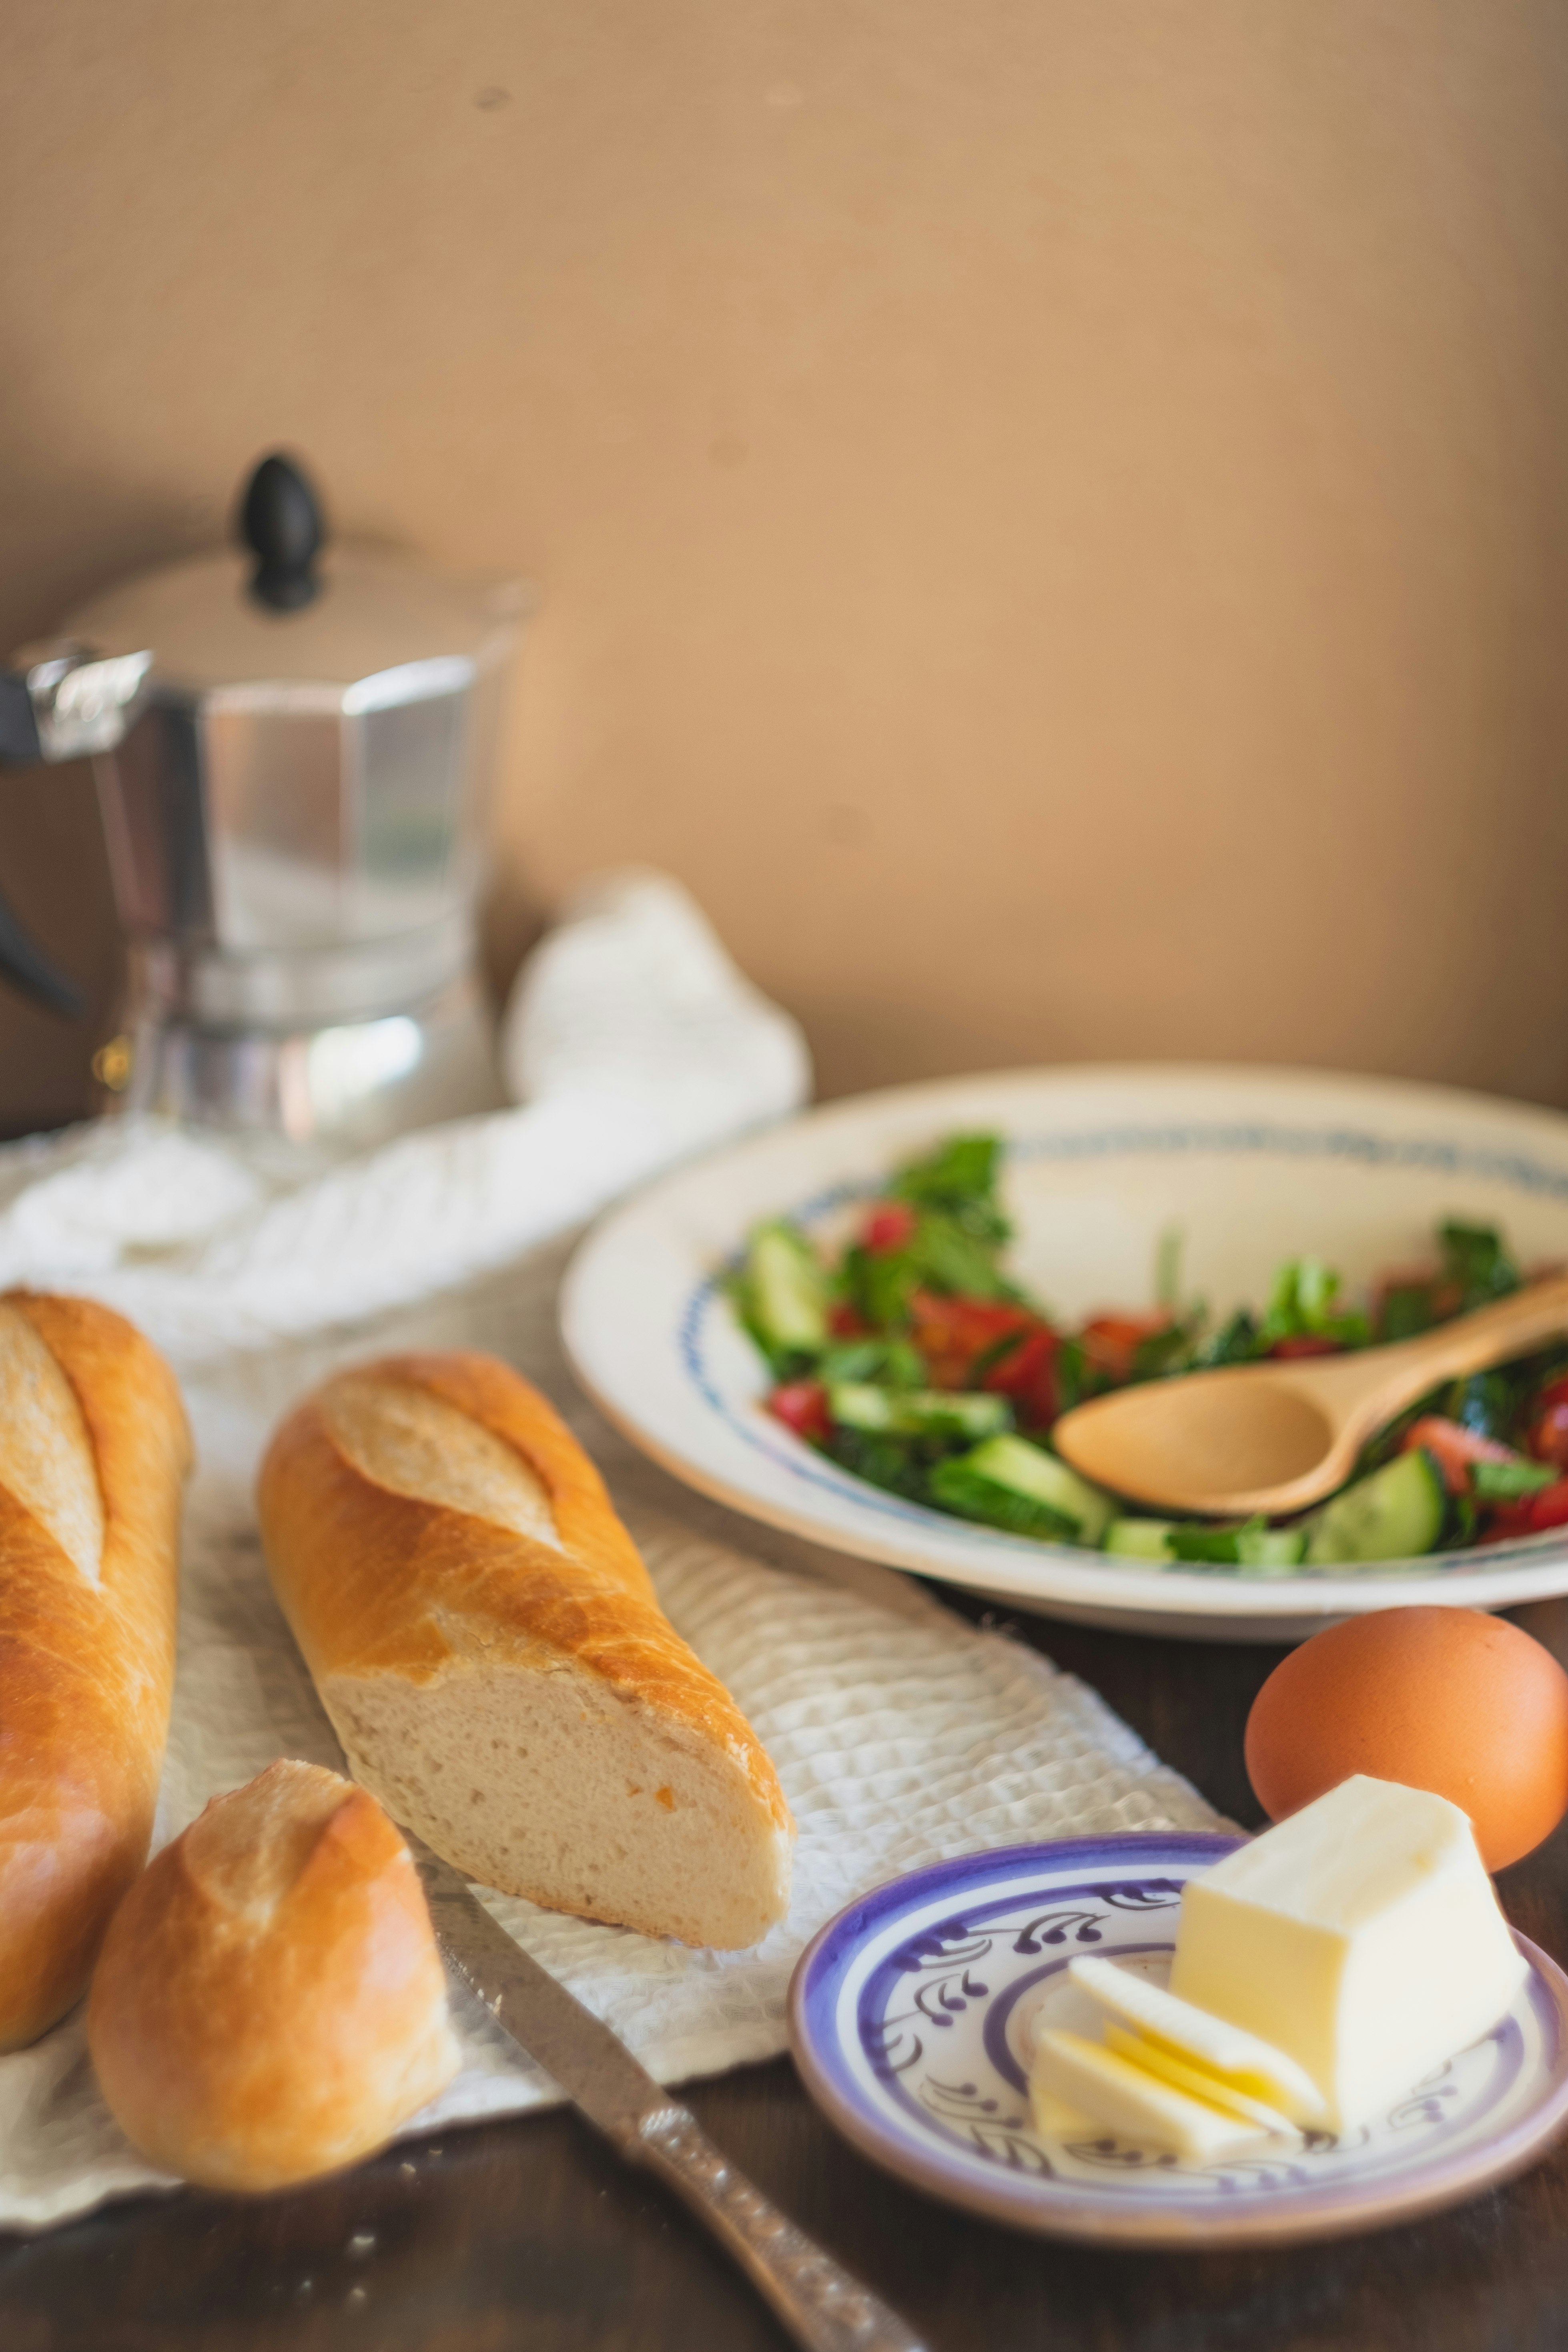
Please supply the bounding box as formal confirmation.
[0,454,527,1147]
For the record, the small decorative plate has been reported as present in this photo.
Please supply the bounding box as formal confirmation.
[560,1065,1568,1640]
[788,1833,1568,2247]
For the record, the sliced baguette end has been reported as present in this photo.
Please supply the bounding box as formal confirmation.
[325,1659,793,1949]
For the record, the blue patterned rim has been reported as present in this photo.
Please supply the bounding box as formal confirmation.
[684,1121,1568,1580]
[788,1834,1568,2246]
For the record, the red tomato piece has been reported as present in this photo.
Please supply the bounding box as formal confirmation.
[1482,1478,1568,1542]
[767,1380,832,1445]
[861,1200,918,1254]
[1528,1479,1568,1534]
[1402,1415,1517,1497]
[828,1302,869,1339]
[1080,1313,1171,1384]
[1528,1377,1568,1471]
[1269,1335,1343,1360]
[982,1325,1061,1430]
[911,1291,1037,1389]
[1528,1400,1568,1471]
[983,1325,1055,1393]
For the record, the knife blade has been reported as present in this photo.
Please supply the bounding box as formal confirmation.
[408,1836,926,2352]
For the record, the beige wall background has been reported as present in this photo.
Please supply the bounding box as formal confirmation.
[2,0,1567,1127]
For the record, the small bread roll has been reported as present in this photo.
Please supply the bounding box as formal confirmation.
[87,1760,460,2192]
[257,1352,794,1949]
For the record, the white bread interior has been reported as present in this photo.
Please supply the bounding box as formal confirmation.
[325,1649,793,1950]
[261,1359,794,1951]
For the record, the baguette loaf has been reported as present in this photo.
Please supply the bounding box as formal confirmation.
[0,1291,189,2049]
[88,1759,460,2191]
[257,1353,794,1948]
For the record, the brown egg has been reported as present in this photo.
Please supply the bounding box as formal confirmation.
[1245,1606,1568,1871]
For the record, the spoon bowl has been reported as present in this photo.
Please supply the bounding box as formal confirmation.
[1053,1273,1568,1520]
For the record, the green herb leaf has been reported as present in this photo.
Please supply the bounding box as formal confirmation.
[1052,1334,1090,1411]
[1473,1457,1558,1500]
[1444,1368,1529,1446]
[818,1336,927,1389]
[907,1210,1015,1299]
[1257,1256,1370,1350]
[839,1241,920,1329]
[1131,1318,1202,1380]
[1194,1307,1261,1367]
[1378,1282,1438,1343]
[824,1427,929,1502]
[1436,1489,1482,1552]
[1155,1225,1184,1314]
[890,1133,1002,1208]
[1439,1220,1521,1310]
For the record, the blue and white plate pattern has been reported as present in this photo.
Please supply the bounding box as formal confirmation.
[788,1834,1568,2246]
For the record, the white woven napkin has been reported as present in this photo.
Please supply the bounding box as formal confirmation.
[0,1237,1220,2231]
[0,872,1221,2231]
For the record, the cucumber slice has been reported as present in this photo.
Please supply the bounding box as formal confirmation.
[1167,1518,1306,1570]
[932,1434,1114,1546]
[744,1222,828,1355]
[1304,1448,1445,1567]
[927,1458,1081,1542]
[828,1385,1013,1440]
[1236,1525,1308,1570]
[916,1392,1013,1440]
[826,1382,895,1432]
[1104,1519,1177,1562]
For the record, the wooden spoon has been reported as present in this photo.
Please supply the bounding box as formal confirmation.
[1051,1273,1568,1518]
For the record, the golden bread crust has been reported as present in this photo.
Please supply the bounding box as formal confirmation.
[0,1292,190,2048]
[257,1352,792,1836]
[87,1760,458,2190]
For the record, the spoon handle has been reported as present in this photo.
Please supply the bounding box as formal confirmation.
[1332,1271,1568,1443]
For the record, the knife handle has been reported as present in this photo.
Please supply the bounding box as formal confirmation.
[623,2105,927,2352]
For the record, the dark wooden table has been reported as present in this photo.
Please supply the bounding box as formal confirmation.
[6,1584,1568,2352]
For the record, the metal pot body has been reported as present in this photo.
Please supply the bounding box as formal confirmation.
[64,539,525,1145]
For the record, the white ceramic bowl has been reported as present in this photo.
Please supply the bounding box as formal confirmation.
[560,1065,1568,1639]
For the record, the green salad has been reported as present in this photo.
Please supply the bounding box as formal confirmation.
[729,1133,1568,1571]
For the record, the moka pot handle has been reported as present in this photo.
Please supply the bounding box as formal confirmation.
[0,643,152,1017]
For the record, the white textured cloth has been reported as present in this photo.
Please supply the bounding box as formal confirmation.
[0,872,1220,2232]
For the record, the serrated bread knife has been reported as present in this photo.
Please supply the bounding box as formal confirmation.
[410,1838,926,2352]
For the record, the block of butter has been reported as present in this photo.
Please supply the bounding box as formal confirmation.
[1170,1775,1528,2131]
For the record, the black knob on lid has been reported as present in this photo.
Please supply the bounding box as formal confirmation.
[240,452,325,611]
